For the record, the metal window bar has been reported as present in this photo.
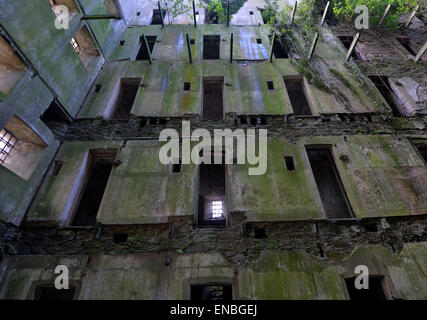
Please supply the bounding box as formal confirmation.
[0,129,17,165]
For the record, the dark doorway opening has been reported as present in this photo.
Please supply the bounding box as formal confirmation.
[72,151,116,226]
[35,285,76,300]
[415,143,427,164]
[203,35,220,60]
[136,36,157,61]
[191,284,232,300]
[345,277,387,300]
[396,37,417,56]
[337,36,359,59]
[272,36,289,58]
[306,147,353,219]
[41,100,70,124]
[112,79,140,119]
[151,9,166,25]
[198,151,226,227]
[368,76,402,116]
[284,78,312,115]
[203,78,223,120]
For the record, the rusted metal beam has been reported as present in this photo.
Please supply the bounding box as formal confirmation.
[269,33,276,62]
[378,4,391,26]
[346,33,360,61]
[308,33,319,60]
[406,5,419,29]
[414,41,427,62]
[142,35,152,64]
[186,34,192,63]
[81,15,120,20]
[320,1,330,26]
[192,0,197,27]
[291,1,297,24]
[158,1,165,28]
[230,33,233,63]
[227,0,230,27]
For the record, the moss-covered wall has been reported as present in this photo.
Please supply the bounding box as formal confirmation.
[27,140,122,226]
[78,24,389,118]
[0,0,131,226]
[1,243,426,299]
[26,134,427,226]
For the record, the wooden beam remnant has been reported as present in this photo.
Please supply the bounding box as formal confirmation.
[269,33,276,62]
[142,35,152,64]
[378,4,391,26]
[320,1,330,26]
[291,1,297,25]
[192,0,197,27]
[346,33,360,61]
[186,34,193,64]
[158,1,165,28]
[230,33,233,63]
[406,5,419,29]
[308,33,319,60]
[414,41,427,62]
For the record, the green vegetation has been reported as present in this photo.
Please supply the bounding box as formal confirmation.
[329,0,422,30]
[203,0,247,24]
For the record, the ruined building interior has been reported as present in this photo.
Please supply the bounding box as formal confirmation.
[0,0,426,301]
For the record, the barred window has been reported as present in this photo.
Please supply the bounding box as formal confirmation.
[70,37,80,54]
[0,129,17,165]
[210,200,224,219]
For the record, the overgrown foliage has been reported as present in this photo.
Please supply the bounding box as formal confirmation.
[321,0,423,30]
[203,0,247,24]
[150,0,193,23]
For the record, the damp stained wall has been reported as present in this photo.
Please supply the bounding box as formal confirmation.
[1,244,426,300]
[26,135,427,226]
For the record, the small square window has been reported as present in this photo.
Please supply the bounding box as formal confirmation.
[113,234,128,243]
[172,159,181,173]
[95,84,102,93]
[254,227,267,239]
[120,40,125,46]
[249,11,254,15]
[137,12,141,16]
[256,38,262,44]
[184,82,191,91]
[267,81,274,90]
[284,156,295,171]
[190,39,195,45]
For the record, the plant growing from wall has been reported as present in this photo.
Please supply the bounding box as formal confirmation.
[203,0,226,24]
[257,0,279,24]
